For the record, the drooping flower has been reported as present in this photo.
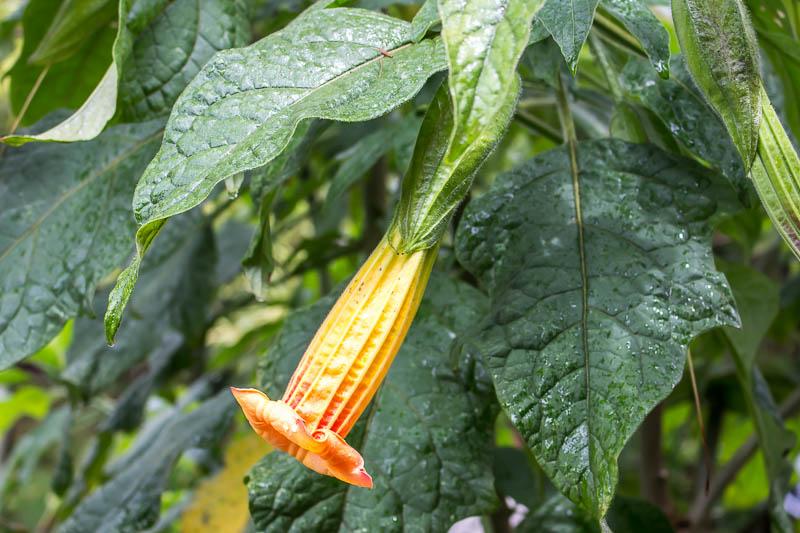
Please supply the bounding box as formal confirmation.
[231,232,437,488]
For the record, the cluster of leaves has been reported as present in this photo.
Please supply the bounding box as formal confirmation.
[1,0,800,532]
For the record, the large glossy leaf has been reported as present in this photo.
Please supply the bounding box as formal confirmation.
[58,390,234,533]
[672,0,761,169]
[619,57,750,199]
[391,0,542,252]
[105,6,447,341]
[247,274,498,532]
[62,212,216,396]
[456,140,739,517]
[3,0,250,145]
[0,119,163,369]
[721,262,795,532]
[537,0,600,73]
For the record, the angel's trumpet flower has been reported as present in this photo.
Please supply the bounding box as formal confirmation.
[231,232,437,488]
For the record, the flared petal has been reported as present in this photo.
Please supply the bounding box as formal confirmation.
[230,387,372,488]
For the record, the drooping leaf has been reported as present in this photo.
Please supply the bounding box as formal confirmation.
[672,0,762,169]
[247,274,498,532]
[3,0,251,145]
[62,212,216,396]
[0,118,163,369]
[456,140,739,517]
[7,0,116,127]
[391,0,543,252]
[58,390,235,533]
[106,7,447,341]
[537,0,600,73]
[721,262,795,532]
[619,57,750,199]
[599,0,670,77]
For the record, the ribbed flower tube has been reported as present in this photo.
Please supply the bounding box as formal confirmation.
[231,231,437,488]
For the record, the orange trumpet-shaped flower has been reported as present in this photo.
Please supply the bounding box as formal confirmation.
[231,232,437,488]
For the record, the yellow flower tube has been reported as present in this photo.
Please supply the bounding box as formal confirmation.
[231,231,438,488]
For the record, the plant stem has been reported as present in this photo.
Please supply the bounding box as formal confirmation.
[9,65,50,135]
[515,110,563,144]
[640,403,672,514]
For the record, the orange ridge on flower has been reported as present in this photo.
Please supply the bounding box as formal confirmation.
[231,232,437,488]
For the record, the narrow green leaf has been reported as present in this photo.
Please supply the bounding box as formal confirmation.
[0,119,163,369]
[456,140,739,517]
[721,264,795,533]
[58,391,234,533]
[3,0,250,145]
[410,0,439,42]
[672,0,762,169]
[750,86,800,261]
[537,0,600,73]
[248,274,497,531]
[391,0,543,252]
[599,0,670,77]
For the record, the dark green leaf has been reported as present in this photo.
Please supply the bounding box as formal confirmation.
[599,0,670,76]
[537,0,600,73]
[106,7,446,339]
[63,212,216,395]
[0,119,162,369]
[721,262,795,533]
[391,0,542,251]
[517,493,601,533]
[247,274,498,532]
[28,0,116,64]
[619,57,750,199]
[58,391,234,533]
[456,140,739,517]
[672,0,761,168]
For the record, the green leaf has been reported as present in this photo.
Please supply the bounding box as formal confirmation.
[58,390,234,533]
[456,140,739,517]
[672,0,762,169]
[3,0,251,145]
[391,0,542,252]
[721,262,795,533]
[247,274,498,531]
[7,0,116,128]
[0,119,163,369]
[63,212,216,396]
[28,0,116,64]
[105,7,447,340]
[750,86,800,261]
[537,0,600,73]
[410,0,439,42]
[599,0,670,77]
[619,57,750,199]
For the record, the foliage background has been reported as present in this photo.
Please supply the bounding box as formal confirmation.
[0,0,799,532]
